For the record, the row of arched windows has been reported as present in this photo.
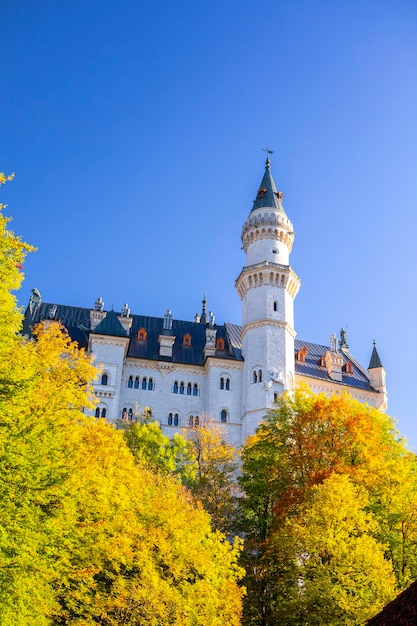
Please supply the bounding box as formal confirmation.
[95,406,229,425]
[170,411,228,426]
[127,376,154,390]
[172,381,199,396]
[220,377,230,390]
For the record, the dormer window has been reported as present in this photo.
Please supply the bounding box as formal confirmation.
[318,357,325,367]
[216,337,225,351]
[343,361,354,374]
[137,328,147,341]
[257,187,267,198]
[183,333,192,347]
[296,347,308,363]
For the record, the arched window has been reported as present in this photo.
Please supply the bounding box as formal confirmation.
[179,382,184,395]
[258,369,262,383]
[168,412,173,426]
[128,408,133,420]
[134,376,140,389]
[128,376,133,388]
[273,301,278,312]
[193,384,198,396]
[220,409,228,423]
[95,408,100,418]
[148,378,153,391]
[189,415,199,427]
[225,378,230,390]
[220,377,225,390]
[142,377,147,390]
[174,413,179,426]
[122,407,128,420]
[101,373,108,386]
[173,381,178,393]
[101,408,106,418]
[187,382,192,395]
[253,371,258,384]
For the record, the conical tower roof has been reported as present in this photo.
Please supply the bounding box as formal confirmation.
[251,156,285,212]
[368,341,383,369]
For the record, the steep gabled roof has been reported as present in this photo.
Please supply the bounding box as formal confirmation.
[294,339,377,392]
[92,310,128,337]
[23,303,242,366]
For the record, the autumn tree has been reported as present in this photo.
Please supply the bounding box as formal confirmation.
[122,415,197,485]
[0,180,244,625]
[239,386,409,626]
[51,418,244,626]
[187,422,240,536]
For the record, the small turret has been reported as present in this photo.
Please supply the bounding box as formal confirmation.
[368,341,387,410]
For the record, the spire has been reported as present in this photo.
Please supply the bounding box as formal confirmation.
[200,294,208,325]
[368,341,383,369]
[251,156,285,212]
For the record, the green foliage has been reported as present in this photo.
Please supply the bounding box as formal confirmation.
[123,417,197,484]
[239,387,409,626]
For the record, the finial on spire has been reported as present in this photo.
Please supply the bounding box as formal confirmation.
[262,146,274,168]
[200,294,208,325]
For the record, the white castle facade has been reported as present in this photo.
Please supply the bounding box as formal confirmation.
[24,158,387,447]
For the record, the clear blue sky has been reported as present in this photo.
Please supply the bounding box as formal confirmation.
[2,1,417,447]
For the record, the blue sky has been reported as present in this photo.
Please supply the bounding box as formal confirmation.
[2,1,417,447]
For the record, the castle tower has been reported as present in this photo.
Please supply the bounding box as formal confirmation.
[235,156,300,440]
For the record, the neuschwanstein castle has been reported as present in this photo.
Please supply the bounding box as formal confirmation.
[24,158,387,447]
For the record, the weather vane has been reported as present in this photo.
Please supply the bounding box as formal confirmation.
[262,146,274,156]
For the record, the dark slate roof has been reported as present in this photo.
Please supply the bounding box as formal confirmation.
[251,157,285,213]
[367,579,417,625]
[22,302,377,392]
[93,310,127,337]
[294,339,377,392]
[23,302,91,349]
[369,342,383,369]
[23,303,243,366]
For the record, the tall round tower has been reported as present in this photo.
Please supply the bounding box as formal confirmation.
[235,157,300,440]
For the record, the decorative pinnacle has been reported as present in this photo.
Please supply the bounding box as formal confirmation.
[262,146,274,168]
[200,294,208,325]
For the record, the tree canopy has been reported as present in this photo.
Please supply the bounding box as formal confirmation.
[0,177,244,625]
[239,386,413,625]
